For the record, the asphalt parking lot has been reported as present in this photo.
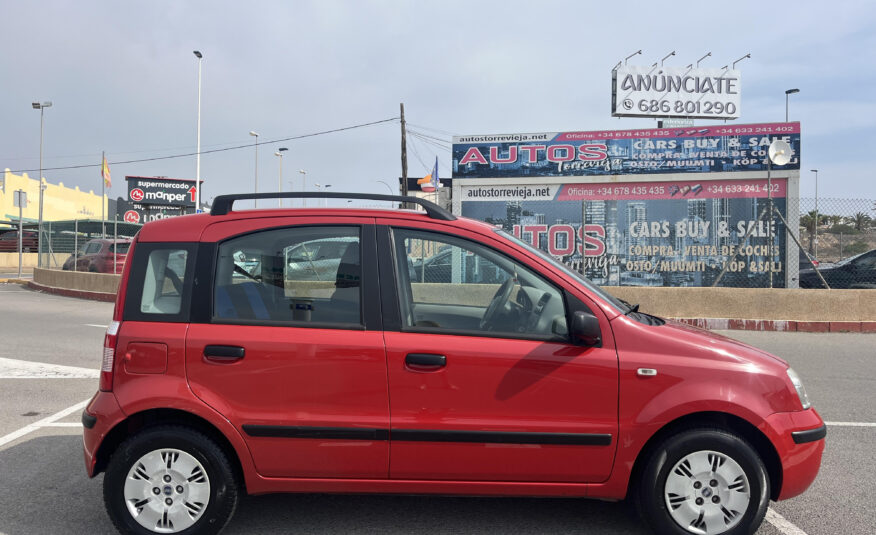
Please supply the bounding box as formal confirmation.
[0,284,873,535]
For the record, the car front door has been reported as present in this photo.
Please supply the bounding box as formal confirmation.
[185,218,390,479]
[379,222,618,483]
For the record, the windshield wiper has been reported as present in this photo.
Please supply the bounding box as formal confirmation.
[617,298,640,315]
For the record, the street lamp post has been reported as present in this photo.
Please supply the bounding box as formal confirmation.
[376,180,395,195]
[193,51,203,213]
[274,147,288,207]
[323,184,332,207]
[298,169,307,207]
[785,88,800,122]
[32,100,52,267]
[811,169,819,259]
[249,131,259,207]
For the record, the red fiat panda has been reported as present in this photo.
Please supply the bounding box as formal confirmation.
[82,192,825,535]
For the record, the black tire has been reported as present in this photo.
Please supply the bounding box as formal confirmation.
[635,428,769,535]
[103,426,239,535]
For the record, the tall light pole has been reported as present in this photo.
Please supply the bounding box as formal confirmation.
[323,184,332,207]
[811,169,819,258]
[274,147,288,207]
[32,101,52,268]
[785,88,800,122]
[249,131,259,207]
[298,169,307,207]
[193,51,203,213]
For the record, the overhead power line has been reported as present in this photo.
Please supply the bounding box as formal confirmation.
[7,117,399,174]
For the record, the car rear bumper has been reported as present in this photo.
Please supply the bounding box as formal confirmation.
[82,390,125,478]
[763,408,826,500]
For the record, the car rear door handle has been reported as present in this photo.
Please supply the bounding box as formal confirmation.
[405,353,446,370]
[203,345,245,362]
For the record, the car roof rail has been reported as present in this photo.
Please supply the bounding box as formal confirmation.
[210,191,456,221]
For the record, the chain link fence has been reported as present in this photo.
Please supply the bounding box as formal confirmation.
[36,219,142,271]
[459,196,875,289]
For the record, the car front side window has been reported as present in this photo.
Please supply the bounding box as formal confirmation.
[392,228,567,340]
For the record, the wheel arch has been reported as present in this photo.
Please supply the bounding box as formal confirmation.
[627,411,783,501]
[94,408,246,493]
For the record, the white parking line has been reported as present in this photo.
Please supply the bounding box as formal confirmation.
[0,357,99,379]
[766,507,808,535]
[84,323,108,329]
[0,399,89,448]
[825,421,876,427]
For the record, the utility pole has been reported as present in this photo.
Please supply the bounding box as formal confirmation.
[400,103,408,200]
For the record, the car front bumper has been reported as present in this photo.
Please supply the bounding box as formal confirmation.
[763,408,826,500]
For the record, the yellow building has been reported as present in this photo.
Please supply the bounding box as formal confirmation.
[1,169,107,227]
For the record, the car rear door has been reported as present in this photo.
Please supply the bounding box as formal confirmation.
[185,216,390,479]
[378,220,619,483]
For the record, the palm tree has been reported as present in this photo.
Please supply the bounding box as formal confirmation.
[851,212,873,232]
[799,210,819,254]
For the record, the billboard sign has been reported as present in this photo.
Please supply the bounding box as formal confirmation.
[612,65,741,119]
[452,123,800,179]
[126,176,198,207]
[460,178,787,288]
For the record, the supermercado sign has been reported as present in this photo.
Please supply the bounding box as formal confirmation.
[612,65,741,119]
[126,176,198,207]
[460,178,788,288]
[452,123,799,178]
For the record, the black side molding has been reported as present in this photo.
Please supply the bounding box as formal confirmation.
[791,425,827,444]
[243,425,389,441]
[391,429,612,446]
[82,411,97,429]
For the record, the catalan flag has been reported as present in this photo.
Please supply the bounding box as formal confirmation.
[101,153,112,189]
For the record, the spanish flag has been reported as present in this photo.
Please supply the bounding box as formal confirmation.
[101,153,111,189]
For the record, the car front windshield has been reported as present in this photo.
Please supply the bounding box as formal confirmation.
[493,228,629,314]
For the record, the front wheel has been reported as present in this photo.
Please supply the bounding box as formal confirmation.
[103,426,239,535]
[636,428,769,535]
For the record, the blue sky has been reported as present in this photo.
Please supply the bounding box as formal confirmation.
[1,0,874,202]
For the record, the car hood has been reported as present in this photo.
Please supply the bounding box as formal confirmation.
[659,318,789,368]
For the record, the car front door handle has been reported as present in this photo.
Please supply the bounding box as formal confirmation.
[203,345,245,362]
[405,353,446,371]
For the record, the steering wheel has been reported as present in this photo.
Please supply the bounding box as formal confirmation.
[479,277,515,330]
[164,267,184,294]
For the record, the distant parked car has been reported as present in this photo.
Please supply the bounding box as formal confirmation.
[798,249,819,268]
[0,230,38,252]
[62,239,131,273]
[799,248,876,288]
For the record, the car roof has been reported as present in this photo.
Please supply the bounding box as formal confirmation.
[137,207,496,243]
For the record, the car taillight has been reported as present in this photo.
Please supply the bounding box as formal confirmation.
[100,321,121,391]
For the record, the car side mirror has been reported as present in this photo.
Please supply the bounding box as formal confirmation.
[571,310,601,347]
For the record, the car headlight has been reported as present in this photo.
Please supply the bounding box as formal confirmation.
[786,367,811,410]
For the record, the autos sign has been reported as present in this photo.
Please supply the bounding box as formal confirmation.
[126,176,198,207]
[612,65,742,119]
[452,123,800,179]
[460,178,788,288]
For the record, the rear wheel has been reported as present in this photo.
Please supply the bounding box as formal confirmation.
[103,426,239,535]
[636,428,769,535]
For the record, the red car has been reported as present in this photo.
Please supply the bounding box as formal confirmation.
[62,239,131,273]
[0,229,38,252]
[82,192,825,535]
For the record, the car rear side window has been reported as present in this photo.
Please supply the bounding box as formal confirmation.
[213,226,362,326]
[140,249,189,314]
[110,243,130,254]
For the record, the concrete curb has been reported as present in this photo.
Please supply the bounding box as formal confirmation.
[0,278,29,284]
[26,280,116,302]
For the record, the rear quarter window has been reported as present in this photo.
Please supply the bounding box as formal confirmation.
[124,243,196,322]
